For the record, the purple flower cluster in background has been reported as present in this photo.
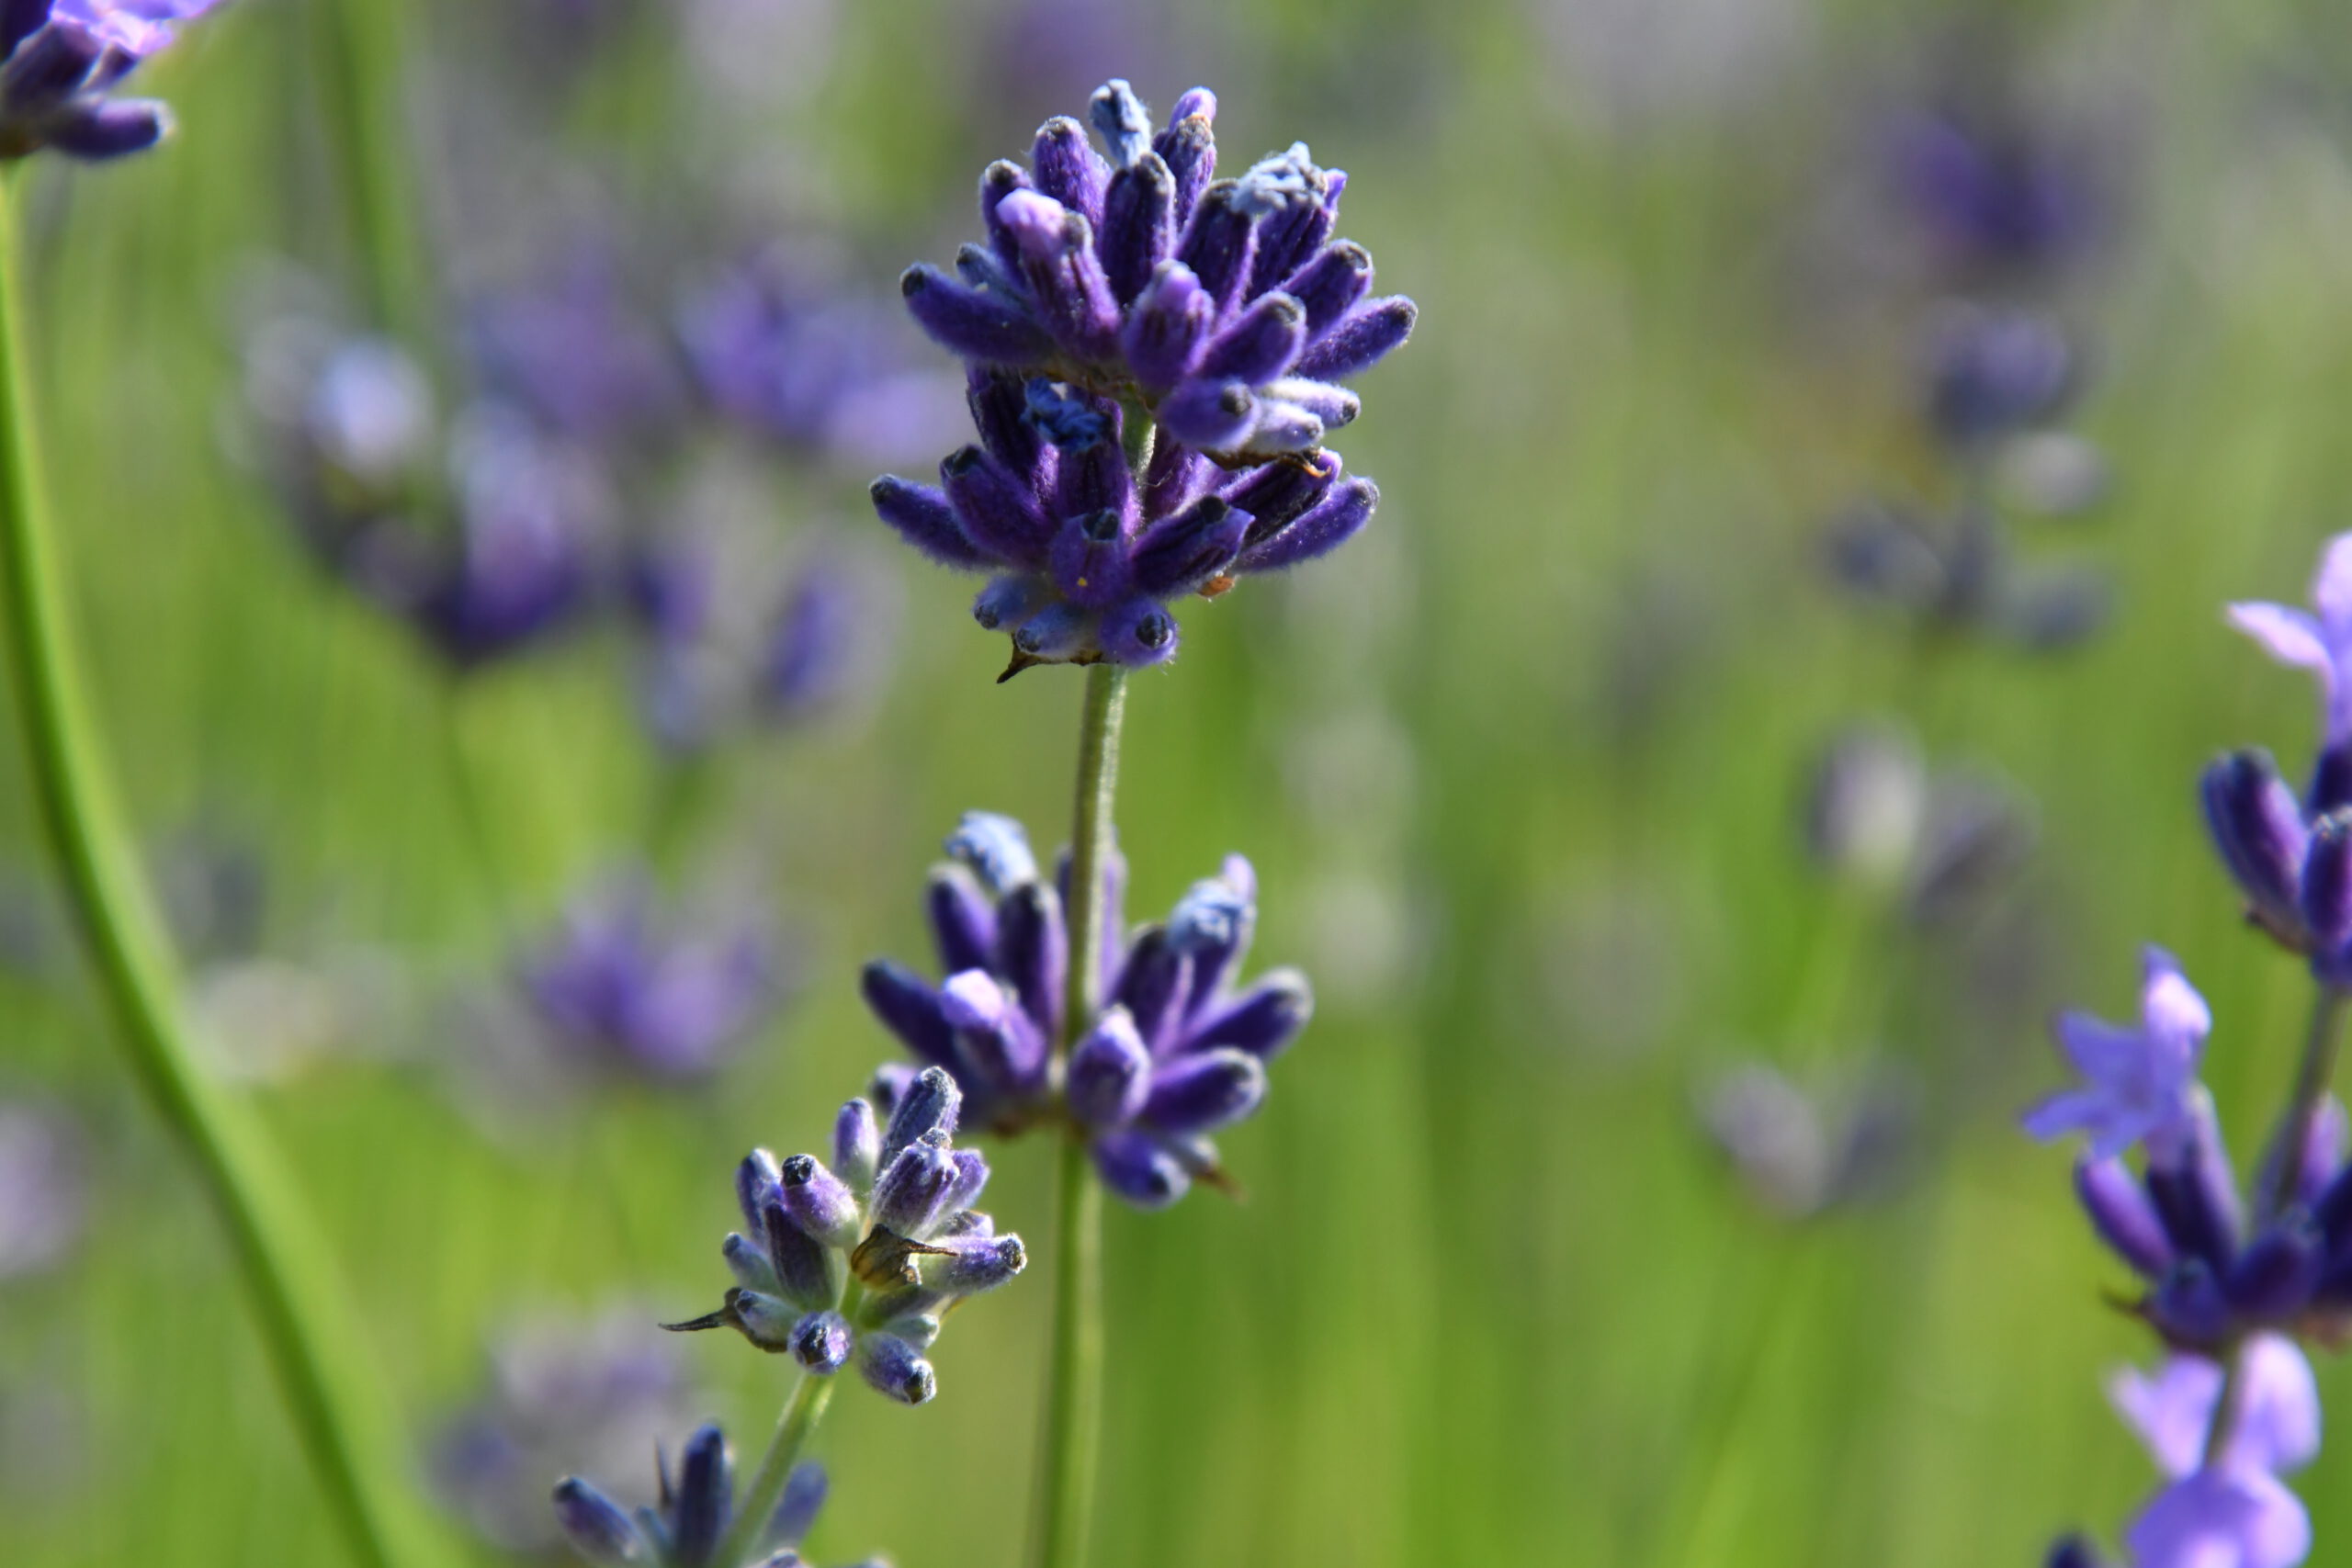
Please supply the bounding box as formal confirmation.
[874,78,1412,671]
[0,1102,83,1280]
[662,1068,1024,1404]
[860,812,1311,1207]
[518,872,783,1085]
[0,1,220,162]
[554,1427,879,1568]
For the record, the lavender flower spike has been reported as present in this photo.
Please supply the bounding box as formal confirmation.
[876,79,1412,671]
[2022,947,2211,1161]
[0,3,221,161]
[2229,533,2352,765]
[2109,1336,2320,1568]
[553,1435,876,1567]
[863,813,1311,1208]
[662,1071,1024,1404]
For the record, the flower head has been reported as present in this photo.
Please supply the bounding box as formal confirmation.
[553,1426,873,1567]
[662,1067,1024,1404]
[862,812,1311,1207]
[0,2,220,161]
[521,874,783,1083]
[2023,948,2211,1161]
[875,79,1413,671]
[2228,534,2352,754]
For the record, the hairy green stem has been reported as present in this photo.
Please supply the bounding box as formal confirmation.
[0,183,438,1568]
[717,1357,841,1567]
[1029,660,1128,1568]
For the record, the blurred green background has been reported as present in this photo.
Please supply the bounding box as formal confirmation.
[7,0,2352,1564]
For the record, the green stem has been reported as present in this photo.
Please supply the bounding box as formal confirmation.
[0,184,438,1568]
[311,0,429,344]
[1029,661,1128,1568]
[716,1363,840,1568]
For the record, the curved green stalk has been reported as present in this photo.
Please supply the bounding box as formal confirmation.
[1029,660,1128,1568]
[717,1362,840,1567]
[0,184,442,1567]
[311,0,429,345]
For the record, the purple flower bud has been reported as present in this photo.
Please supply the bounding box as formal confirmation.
[1235,477,1379,572]
[1091,1128,1190,1209]
[1099,152,1177,304]
[1223,451,1343,547]
[2143,1262,2232,1348]
[760,1194,840,1311]
[944,1148,989,1213]
[979,160,1035,273]
[994,880,1067,1039]
[927,1233,1027,1295]
[551,1477,643,1566]
[1190,970,1315,1058]
[879,1065,962,1169]
[1144,440,1216,518]
[46,97,165,158]
[2044,1534,2108,1568]
[1121,263,1215,393]
[1013,600,1091,660]
[1130,495,1248,600]
[1068,1009,1153,1127]
[1176,183,1257,314]
[859,961,956,1070]
[1197,292,1308,384]
[1099,597,1182,666]
[942,444,1053,565]
[1049,508,1136,610]
[778,1154,863,1250]
[2304,811,2352,955]
[871,1138,957,1238]
[724,1232,780,1294]
[1142,1047,1267,1134]
[974,574,1052,632]
[2224,1223,2324,1322]
[770,1461,828,1551]
[2074,1156,2175,1279]
[899,265,1053,366]
[787,1310,853,1374]
[671,1424,732,1568]
[995,191,1123,363]
[1283,242,1376,341]
[940,969,1047,1099]
[2145,1097,2243,1273]
[1114,925,1191,1053]
[945,810,1038,894]
[1167,858,1256,1008]
[1292,298,1418,380]
[855,1333,936,1405]
[1032,116,1109,226]
[1158,378,1257,453]
[1023,378,1112,449]
[1088,77,1152,170]
[1054,430,1134,522]
[926,866,998,976]
[870,475,991,570]
[1152,98,1218,226]
[967,367,1044,472]
[737,1149,783,1235]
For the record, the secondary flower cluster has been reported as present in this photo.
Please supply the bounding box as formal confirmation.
[0,1,219,162]
[555,1429,878,1568]
[861,811,1311,1207]
[662,1067,1025,1404]
[874,77,1413,671]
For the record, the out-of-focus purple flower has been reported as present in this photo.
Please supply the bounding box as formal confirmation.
[677,252,966,468]
[2126,1469,2311,1568]
[2109,1337,2320,1483]
[553,1424,876,1567]
[1697,1059,1916,1220]
[432,1306,697,1555]
[0,1104,84,1280]
[0,2,220,161]
[520,872,783,1083]
[1890,101,2101,283]
[862,812,1310,1208]
[876,79,1413,670]
[1823,500,2112,653]
[468,250,686,447]
[2022,948,2210,1161]
[1924,302,2075,450]
[757,551,886,725]
[2229,534,2352,760]
[661,1069,1024,1404]
[247,329,605,672]
[1803,722,2037,921]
